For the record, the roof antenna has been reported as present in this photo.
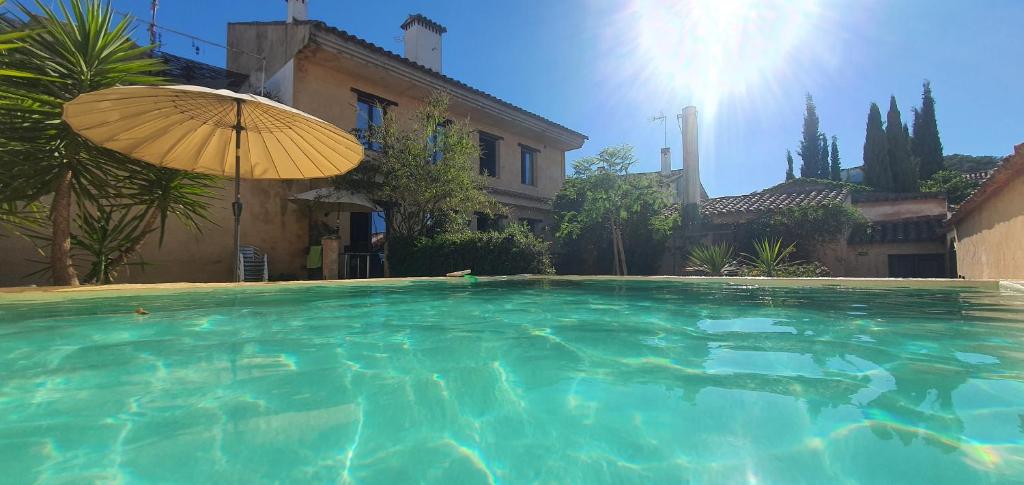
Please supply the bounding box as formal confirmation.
[149,0,158,47]
[649,112,667,148]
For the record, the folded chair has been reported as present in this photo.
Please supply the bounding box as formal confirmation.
[238,245,269,282]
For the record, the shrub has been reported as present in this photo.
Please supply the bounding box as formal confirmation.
[738,203,865,259]
[919,170,980,206]
[389,224,554,277]
[687,243,739,276]
[741,238,797,277]
[741,261,831,277]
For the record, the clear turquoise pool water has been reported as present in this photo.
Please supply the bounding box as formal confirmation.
[1,279,1023,483]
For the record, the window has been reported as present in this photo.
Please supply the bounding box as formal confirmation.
[353,89,394,151]
[519,217,542,235]
[475,212,505,232]
[429,120,451,164]
[521,145,538,186]
[888,254,946,278]
[479,132,500,177]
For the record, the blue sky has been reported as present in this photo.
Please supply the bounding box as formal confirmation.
[69,1,1024,196]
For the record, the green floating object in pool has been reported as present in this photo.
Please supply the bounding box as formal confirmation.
[463,274,478,282]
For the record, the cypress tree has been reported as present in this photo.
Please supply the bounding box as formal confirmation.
[799,94,821,178]
[863,103,892,191]
[829,136,841,181]
[818,132,830,179]
[785,150,795,181]
[911,80,944,180]
[886,96,917,192]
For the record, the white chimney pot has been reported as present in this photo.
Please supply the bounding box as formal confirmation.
[287,0,307,23]
[401,14,446,72]
[660,147,672,176]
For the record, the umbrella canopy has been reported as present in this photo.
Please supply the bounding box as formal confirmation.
[289,188,381,213]
[62,85,363,179]
[62,85,366,281]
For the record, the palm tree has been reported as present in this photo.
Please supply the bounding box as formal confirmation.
[0,0,167,285]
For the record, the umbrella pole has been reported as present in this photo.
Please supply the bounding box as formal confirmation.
[232,99,244,282]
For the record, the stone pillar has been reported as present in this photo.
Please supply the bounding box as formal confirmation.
[322,237,340,280]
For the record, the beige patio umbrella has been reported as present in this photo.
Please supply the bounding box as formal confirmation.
[62,84,365,281]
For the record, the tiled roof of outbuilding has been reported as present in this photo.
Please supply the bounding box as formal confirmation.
[155,51,249,91]
[963,169,996,183]
[847,215,946,244]
[701,188,848,216]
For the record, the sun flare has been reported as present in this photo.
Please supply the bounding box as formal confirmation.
[622,0,824,117]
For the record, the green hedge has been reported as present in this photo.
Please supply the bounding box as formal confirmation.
[389,224,554,276]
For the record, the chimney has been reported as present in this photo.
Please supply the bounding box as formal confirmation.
[681,106,702,208]
[401,14,446,72]
[660,147,672,176]
[286,0,307,23]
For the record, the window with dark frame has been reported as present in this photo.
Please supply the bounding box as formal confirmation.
[520,145,538,186]
[479,132,499,177]
[475,212,506,232]
[519,217,542,235]
[353,90,394,152]
[429,120,452,164]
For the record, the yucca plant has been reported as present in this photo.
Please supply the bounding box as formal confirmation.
[742,238,798,277]
[0,0,164,286]
[70,202,152,284]
[687,242,738,276]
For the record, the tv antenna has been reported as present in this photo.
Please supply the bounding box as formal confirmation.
[649,112,668,148]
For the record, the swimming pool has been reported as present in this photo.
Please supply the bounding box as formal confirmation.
[1,278,1023,483]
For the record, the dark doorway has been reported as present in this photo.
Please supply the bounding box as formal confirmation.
[888,253,946,278]
[349,212,371,252]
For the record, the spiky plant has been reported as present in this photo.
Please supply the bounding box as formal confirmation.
[687,242,738,276]
[742,238,798,277]
[0,0,164,286]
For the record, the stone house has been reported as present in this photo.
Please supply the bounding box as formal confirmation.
[0,4,585,286]
[947,143,1024,279]
[661,181,950,277]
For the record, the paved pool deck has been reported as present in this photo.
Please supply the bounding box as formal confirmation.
[1,275,1022,298]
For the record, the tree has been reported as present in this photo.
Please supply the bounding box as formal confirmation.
[333,92,498,275]
[911,80,943,180]
[798,94,822,178]
[785,150,795,181]
[553,145,678,276]
[829,136,841,181]
[920,170,980,206]
[862,102,893,191]
[0,0,164,285]
[1,0,221,285]
[886,96,917,192]
[817,132,830,179]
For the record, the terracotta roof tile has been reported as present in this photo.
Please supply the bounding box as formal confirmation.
[963,169,995,182]
[284,20,586,143]
[155,51,249,91]
[701,188,848,216]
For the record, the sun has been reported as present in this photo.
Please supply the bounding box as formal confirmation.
[619,0,825,117]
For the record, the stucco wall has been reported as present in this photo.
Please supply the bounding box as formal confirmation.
[0,179,314,287]
[291,52,567,205]
[818,240,946,277]
[953,171,1024,279]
